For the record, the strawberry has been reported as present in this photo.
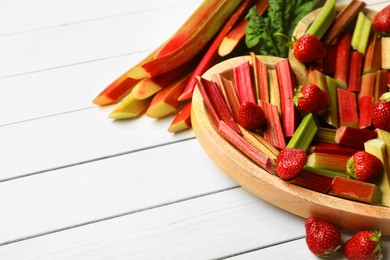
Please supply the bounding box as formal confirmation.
[276,148,306,180]
[237,101,266,130]
[373,4,390,35]
[372,93,390,132]
[305,216,341,257]
[294,83,329,113]
[293,34,326,63]
[342,230,382,260]
[346,151,383,182]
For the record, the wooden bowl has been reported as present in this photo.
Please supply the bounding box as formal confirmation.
[191,54,390,235]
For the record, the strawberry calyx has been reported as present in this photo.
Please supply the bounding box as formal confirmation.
[346,156,358,180]
[371,230,382,254]
[380,92,390,102]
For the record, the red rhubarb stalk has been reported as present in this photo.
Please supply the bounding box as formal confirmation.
[337,88,358,127]
[289,170,333,194]
[322,44,338,75]
[358,95,373,129]
[335,126,377,149]
[128,0,243,79]
[276,59,298,137]
[168,102,192,133]
[347,51,363,92]
[374,70,389,104]
[214,75,240,120]
[308,142,360,157]
[333,32,352,89]
[195,76,241,134]
[234,60,257,104]
[177,0,254,101]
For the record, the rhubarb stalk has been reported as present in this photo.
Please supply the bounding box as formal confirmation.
[333,32,352,89]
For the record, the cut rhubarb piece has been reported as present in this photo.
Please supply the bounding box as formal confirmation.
[329,176,382,205]
[337,88,358,128]
[233,60,256,104]
[305,0,336,40]
[109,95,151,120]
[333,32,352,89]
[306,152,349,173]
[238,125,278,164]
[374,70,389,104]
[286,113,318,152]
[347,51,363,92]
[359,72,376,99]
[276,59,298,137]
[308,142,360,157]
[358,95,373,129]
[128,0,243,79]
[177,0,254,101]
[351,12,372,54]
[268,69,281,115]
[289,169,334,194]
[251,52,269,103]
[335,126,377,149]
[168,102,192,133]
[314,127,337,144]
[216,75,240,121]
[145,73,191,118]
[218,0,269,57]
[364,138,390,207]
[259,100,286,150]
[323,0,366,45]
[195,76,241,134]
[363,32,382,74]
[218,120,274,173]
[382,37,390,69]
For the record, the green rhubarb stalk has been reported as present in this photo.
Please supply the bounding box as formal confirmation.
[382,37,390,70]
[305,0,336,39]
[286,113,317,152]
[303,165,348,178]
[351,12,372,55]
[364,139,390,207]
[306,152,349,173]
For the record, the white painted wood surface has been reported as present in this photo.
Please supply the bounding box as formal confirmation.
[0,0,389,259]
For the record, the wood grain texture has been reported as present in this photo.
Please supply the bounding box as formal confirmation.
[191,55,390,235]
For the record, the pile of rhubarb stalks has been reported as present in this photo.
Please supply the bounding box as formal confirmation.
[196,0,390,208]
[92,0,269,133]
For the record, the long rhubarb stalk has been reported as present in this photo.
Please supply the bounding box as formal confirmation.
[259,100,286,150]
[363,32,381,74]
[218,0,269,57]
[128,0,244,79]
[276,59,298,137]
[337,88,358,127]
[178,0,253,101]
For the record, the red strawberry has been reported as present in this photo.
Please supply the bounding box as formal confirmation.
[294,83,329,113]
[372,93,390,132]
[305,216,341,257]
[276,148,307,180]
[237,101,266,130]
[293,34,326,63]
[346,151,383,182]
[373,4,390,34]
[342,230,382,260]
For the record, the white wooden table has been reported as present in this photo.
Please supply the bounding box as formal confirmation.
[0,0,389,259]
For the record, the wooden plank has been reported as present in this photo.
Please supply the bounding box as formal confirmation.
[0,139,237,244]
[0,2,200,77]
[0,51,147,126]
[0,188,305,259]
[0,108,194,181]
[0,0,202,36]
